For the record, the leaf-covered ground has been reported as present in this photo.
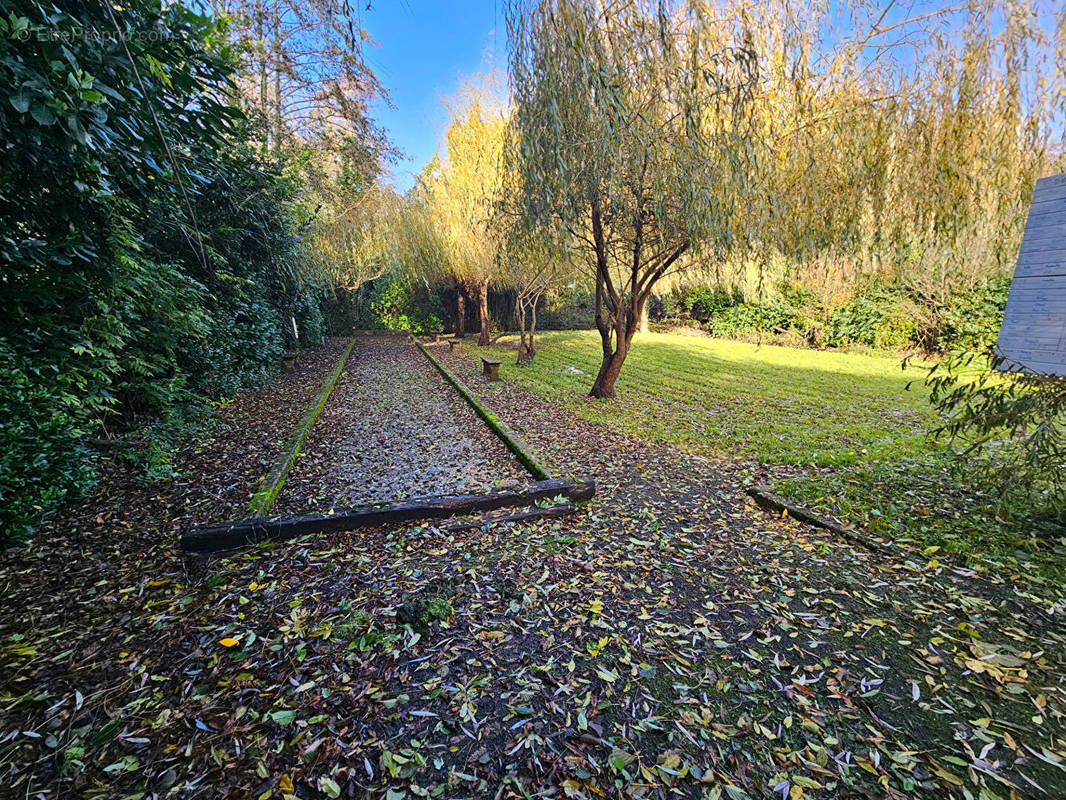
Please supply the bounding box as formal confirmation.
[474,331,1066,577]
[2,336,1065,800]
[275,336,529,514]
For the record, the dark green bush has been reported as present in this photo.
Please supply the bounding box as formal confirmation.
[0,343,96,542]
[539,285,595,330]
[939,275,1011,353]
[706,302,794,338]
[368,273,445,335]
[662,285,740,319]
[0,1,331,544]
[824,287,918,350]
[294,289,328,346]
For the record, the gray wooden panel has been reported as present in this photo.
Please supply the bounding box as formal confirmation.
[1018,241,1066,258]
[1019,223,1066,245]
[1029,195,1066,215]
[997,173,1066,375]
[1013,253,1066,278]
[1025,208,1066,229]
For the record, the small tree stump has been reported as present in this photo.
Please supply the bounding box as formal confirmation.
[448,339,460,352]
[482,357,501,381]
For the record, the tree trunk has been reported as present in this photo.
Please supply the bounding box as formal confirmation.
[640,301,649,334]
[256,0,268,149]
[271,0,282,150]
[516,293,538,363]
[590,342,629,399]
[589,295,645,399]
[528,296,538,358]
[516,295,531,363]
[455,290,466,337]
[475,280,490,346]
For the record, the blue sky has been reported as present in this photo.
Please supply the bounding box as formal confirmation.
[359,1,508,192]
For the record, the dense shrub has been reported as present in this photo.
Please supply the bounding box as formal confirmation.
[653,273,1015,355]
[823,287,919,350]
[539,286,595,330]
[0,1,332,543]
[705,303,795,338]
[661,286,740,320]
[367,274,445,335]
[939,275,1011,353]
[0,343,96,542]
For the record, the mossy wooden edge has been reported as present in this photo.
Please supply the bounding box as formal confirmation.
[248,337,357,516]
[746,486,899,556]
[413,338,553,481]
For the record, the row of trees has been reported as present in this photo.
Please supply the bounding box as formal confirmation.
[367,0,1062,401]
[347,81,577,358]
[7,0,1057,537]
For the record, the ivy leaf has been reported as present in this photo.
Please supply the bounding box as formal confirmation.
[30,103,56,126]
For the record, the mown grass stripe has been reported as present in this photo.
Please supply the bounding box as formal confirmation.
[473,330,935,466]
[413,338,553,481]
[248,337,357,516]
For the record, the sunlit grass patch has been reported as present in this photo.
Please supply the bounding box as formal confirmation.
[477,329,935,466]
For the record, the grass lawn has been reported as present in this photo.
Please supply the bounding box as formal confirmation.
[477,329,935,466]
[472,330,1066,576]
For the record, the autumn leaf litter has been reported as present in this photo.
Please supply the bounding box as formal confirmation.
[1,336,1064,800]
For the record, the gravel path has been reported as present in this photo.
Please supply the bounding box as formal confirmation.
[274,335,530,511]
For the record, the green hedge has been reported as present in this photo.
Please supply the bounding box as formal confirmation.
[656,276,1010,354]
[366,273,446,335]
[0,1,333,544]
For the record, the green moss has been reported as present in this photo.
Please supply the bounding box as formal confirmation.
[414,339,553,480]
[422,596,453,624]
[332,609,370,641]
[249,337,357,516]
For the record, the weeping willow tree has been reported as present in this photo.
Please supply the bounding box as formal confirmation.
[731,0,1064,502]
[507,0,760,398]
[491,114,577,363]
[730,0,1063,339]
[495,211,576,363]
[508,0,1061,376]
[311,184,404,291]
[418,83,509,345]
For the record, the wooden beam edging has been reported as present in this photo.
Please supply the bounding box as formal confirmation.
[412,338,554,481]
[440,501,575,533]
[248,337,358,517]
[746,486,898,556]
[183,479,595,553]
